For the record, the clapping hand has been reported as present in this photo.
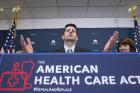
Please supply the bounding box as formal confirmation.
[103,31,119,52]
[20,35,33,53]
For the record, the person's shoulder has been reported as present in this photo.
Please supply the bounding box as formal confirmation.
[75,47,90,52]
[54,47,65,52]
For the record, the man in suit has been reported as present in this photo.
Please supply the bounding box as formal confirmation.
[54,23,89,53]
[20,23,120,53]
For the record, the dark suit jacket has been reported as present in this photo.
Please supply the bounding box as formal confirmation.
[54,46,89,53]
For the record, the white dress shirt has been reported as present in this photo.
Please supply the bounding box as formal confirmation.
[64,45,75,53]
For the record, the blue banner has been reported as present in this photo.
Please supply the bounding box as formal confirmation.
[0,53,140,93]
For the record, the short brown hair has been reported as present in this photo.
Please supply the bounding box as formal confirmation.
[63,23,78,35]
[118,37,136,52]
[64,23,77,30]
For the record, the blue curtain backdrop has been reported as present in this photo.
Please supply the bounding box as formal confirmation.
[0,28,134,52]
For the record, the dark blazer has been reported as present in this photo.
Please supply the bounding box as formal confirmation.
[54,46,89,53]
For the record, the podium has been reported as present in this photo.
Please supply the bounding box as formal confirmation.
[0,53,140,93]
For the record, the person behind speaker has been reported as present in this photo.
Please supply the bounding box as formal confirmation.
[103,32,136,52]
[117,37,136,52]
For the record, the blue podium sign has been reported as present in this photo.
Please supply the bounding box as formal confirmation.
[0,53,140,93]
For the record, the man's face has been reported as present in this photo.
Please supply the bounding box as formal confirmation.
[119,44,130,52]
[62,26,78,41]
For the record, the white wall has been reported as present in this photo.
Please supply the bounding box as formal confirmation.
[0,18,135,30]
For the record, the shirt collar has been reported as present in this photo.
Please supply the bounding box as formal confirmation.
[64,44,75,53]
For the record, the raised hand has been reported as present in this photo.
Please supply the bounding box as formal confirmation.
[20,35,33,53]
[103,31,119,52]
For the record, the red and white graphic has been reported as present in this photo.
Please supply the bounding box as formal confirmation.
[0,61,35,91]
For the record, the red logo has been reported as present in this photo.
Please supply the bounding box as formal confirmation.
[0,61,35,91]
